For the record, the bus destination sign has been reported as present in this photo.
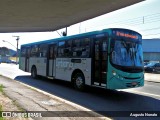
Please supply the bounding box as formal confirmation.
[116,31,138,39]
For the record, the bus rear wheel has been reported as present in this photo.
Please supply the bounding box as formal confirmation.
[31,66,37,79]
[73,73,85,91]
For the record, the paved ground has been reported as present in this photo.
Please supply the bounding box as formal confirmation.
[0,75,108,120]
[0,91,32,120]
[145,73,160,83]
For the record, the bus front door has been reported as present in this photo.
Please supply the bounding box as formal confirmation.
[47,44,56,77]
[93,37,108,87]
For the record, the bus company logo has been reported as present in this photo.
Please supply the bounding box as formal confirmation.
[56,60,73,68]
[116,31,138,39]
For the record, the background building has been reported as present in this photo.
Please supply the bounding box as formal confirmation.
[143,39,160,62]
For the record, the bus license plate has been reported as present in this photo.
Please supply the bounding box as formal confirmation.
[132,82,137,85]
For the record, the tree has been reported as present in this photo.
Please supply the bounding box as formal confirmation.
[0,47,9,56]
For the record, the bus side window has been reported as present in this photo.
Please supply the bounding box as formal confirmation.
[81,38,90,57]
[102,40,108,60]
[21,47,26,57]
[26,47,31,57]
[95,40,99,60]
[58,41,65,57]
[53,45,57,58]
[65,40,72,57]
[72,38,90,58]
[49,46,54,59]
[39,44,48,57]
[31,45,39,57]
[72,39,81,57]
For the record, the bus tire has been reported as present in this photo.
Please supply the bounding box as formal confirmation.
[73,73,85,91]
[31,66,37,79]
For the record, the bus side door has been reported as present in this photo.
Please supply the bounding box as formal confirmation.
[93,36,108,86]
[25,47,30,72]
[47,44,57,77]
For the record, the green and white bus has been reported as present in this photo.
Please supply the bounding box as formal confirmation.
[19,28,144,90]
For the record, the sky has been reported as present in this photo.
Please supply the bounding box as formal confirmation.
[0,0,160,50]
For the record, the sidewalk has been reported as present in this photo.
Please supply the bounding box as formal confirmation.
[0,75,108,120]
[144,73,160,83]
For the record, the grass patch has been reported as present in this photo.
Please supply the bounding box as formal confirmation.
[0,85,4,93]
[0,104,2,111]
[0,85,5,120]
[12,100,25,112]
[0,84,24,112]
[0,105,5,120]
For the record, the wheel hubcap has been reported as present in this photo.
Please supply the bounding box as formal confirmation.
[76,77,83,88]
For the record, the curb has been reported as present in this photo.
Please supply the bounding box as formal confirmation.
[0,75,111,120]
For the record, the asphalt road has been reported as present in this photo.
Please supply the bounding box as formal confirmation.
[0,63,160,119]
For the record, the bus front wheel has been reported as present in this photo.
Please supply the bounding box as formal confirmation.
[73,73,85,91]
[31,66,37,79]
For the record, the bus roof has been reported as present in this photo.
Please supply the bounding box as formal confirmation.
[21,28,141,47]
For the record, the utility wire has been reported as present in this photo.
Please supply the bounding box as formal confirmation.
[140,27,160,31]
[56,31,62,37]
[143,32,160,36]
[88,13,160,30]
[85,12,160,37]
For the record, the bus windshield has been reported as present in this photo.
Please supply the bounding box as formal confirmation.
[111,39,143,67]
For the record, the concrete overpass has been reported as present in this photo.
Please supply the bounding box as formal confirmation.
[0,0,144,32]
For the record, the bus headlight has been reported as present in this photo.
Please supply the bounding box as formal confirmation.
[112,70,123,80]
[112,70,116,76]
